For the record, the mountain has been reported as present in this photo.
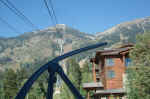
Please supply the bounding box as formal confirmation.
[0,24,94,70]
[96,17,150,47]
[0,17,150,70]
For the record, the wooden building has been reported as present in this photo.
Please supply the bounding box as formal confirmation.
[83,44,133,99]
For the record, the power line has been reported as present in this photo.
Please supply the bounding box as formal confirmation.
[5,0,39,30]
[43,0,61,36]
[0,0,39,30]
[43,0,56,25]
[47,0,58,25]
[44,0,62,37]
[0,17,20,34]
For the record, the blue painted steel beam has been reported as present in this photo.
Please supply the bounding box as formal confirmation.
[52,42,107,63]
[15,42,107,99]
[47,68,56,99]
[57,64,83,99]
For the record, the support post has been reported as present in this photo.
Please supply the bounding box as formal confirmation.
[87,91,90,99]
[57,66,83,99]
[92,62,96,82]
[122,54,126,75]
[46,68,56,99]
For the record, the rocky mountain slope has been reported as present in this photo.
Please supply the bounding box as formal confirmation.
[0,24,94,70]
[96,17,150,47]
[0,17,150,70]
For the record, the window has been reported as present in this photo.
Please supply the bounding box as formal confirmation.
[106,58,114,66]
[107,70,115,78]
[125,58,131,66]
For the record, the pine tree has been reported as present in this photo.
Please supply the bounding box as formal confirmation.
[67,58,82,89]
[80,62,92,96]
[16,67,29,89]
[60,58,82,99]
[127,32,150,99]
[3,69,18,99]
[0,71,4,99]
[81,61,92,83]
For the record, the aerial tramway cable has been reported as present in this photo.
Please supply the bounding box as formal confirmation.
[47,0,58,25]
[0,16,20,34]
[43,0,56,25]
[0,0,39,30]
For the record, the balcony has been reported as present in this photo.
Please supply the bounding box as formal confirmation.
[83,82,104,90]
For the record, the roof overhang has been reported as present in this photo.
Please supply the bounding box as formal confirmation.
[97,47,132,56]
[83,82,103,90]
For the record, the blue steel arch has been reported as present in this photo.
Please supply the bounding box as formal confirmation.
[15,42,107,99]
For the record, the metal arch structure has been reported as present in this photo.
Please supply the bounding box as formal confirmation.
[15,42,107,99]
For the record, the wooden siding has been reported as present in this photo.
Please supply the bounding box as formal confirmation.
[99,55,126,89]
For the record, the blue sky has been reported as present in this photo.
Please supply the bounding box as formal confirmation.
[0,0,150,37]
